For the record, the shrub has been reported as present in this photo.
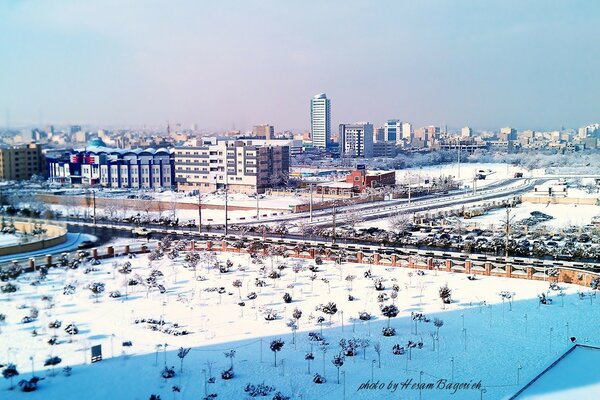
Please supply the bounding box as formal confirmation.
[221,367,234,380]
[161,366,176,379]
[382,327,396,337]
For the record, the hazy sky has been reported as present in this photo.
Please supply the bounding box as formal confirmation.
[1,0,599,132]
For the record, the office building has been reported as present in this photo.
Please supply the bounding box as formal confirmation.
[339,122,374,158]
[384,120,402,143]
[310,93,331,149]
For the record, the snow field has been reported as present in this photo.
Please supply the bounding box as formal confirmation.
[1,247,599,399]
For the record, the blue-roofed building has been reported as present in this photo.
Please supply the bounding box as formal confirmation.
[46,144,175,189]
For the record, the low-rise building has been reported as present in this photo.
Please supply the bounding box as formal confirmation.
[46,139,174,189]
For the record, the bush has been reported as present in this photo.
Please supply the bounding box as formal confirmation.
[382,327,396,337]
[18,377,42,392]
[161,366,176,379]
[312,373,326,384]
[283,293,292,303]
[272,392,290,400]
[359,311,371,321]
[244,382,275,397]
[221,367,234,380]
[44,356,62,366]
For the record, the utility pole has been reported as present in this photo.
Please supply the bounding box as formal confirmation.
[92,190,96,225]
[256,189,260,221]
[225,167,229,236]
[332,203,337,244]
[309,184,313,222]
[457,140,461,180]
[197,192,202,234]
[504,207,514,259]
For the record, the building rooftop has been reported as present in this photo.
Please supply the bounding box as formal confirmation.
[512,344,600,400]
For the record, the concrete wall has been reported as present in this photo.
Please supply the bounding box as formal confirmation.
[0,220,67,256]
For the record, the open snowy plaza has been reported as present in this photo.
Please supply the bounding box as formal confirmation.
[1,239,599,399]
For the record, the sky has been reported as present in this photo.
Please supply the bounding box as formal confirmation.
[0,0,599,132]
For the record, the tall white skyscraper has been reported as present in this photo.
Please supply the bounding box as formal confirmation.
[310,93,331,149]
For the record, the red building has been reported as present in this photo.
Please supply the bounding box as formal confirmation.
[345,169,396,192]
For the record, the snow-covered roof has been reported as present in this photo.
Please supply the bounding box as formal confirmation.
[316,181,354,189]
[77,146,173,156]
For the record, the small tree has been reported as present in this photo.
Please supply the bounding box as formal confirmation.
[3,364,19,390]
[331,353,345,384]
[177,347,190,373]
[270,339,285,367]
[439,285,452,306]
[305,352,314,374]
[322,302,338,324]
[433,318,444,337]
[381,304,399,328]
[287,320,298,346]
[359,338,370,360]
[118,262,133,298]
[224,349,236,369]
[374,342,382,368]
[232,280,243,299]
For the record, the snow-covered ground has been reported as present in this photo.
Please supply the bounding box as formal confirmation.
[397,162,539,188]
[1,246,599,399]
[0,233,20,247]
[459,202,600,231]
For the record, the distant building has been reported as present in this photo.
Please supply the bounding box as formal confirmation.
[0,143,45,181]
[70,125,82,135]
[461,126,473,138]
[339,123,374,158]
[401,122,412,142]
[384,120,402,143]
[373,141,398,157]
[499,127,517,141]
[310,93,331,149]
[252,124,275,140]
[174,138,289,194]
[47,139,174,189]
[413,126,441,148]
[373,127,385,143]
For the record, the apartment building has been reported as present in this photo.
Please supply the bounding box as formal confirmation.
[0,142,45,181]
[174,138,289,194]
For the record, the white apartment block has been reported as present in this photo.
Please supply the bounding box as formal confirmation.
[174,138,290,194]
[339,123,374,158]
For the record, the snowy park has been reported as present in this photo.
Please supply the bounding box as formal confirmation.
[1,238,600,399]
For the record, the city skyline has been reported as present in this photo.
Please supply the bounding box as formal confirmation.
[1,1,599,132]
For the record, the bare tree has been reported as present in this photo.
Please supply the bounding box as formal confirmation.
[388,213,412,234]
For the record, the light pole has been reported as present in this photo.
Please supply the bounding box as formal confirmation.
[332,202,337,244]
[197,192,203,234]
[342,370,346,400]
[256,190,260,221]
[92,189,96,225]
[371,360,376,381]
[309,183,313,222]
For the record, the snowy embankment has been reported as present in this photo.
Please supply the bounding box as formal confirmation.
[1,246,599,399]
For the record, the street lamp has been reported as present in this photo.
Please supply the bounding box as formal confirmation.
[197,192,203,234]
